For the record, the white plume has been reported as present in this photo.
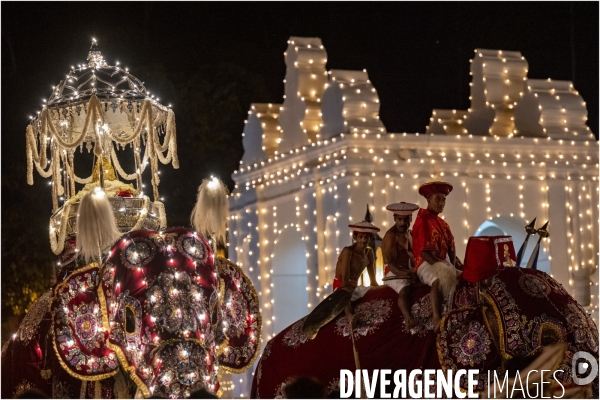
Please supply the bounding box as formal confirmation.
[76,188,122,264]
[420,261,458,298]
[437,262,458,298]
[190,177,230,245]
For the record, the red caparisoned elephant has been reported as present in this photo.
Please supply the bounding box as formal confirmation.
[7,43,263,398]
[252,236,598,398]
[2,227,261,399]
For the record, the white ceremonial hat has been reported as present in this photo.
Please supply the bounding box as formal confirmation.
[348,221,380,234]
[386,202,419,216]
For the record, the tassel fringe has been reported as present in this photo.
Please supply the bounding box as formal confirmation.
[190,177,230,245]
[76,188,122,264]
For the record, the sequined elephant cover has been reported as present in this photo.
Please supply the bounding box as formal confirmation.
[440,267,599,395]
[99,227,221,398]
[2,227,261,399]
[2,264,124,399]
[253,267,599,398]
[252,284,442,398]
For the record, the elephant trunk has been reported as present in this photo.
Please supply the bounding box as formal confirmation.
[150,339,219,398]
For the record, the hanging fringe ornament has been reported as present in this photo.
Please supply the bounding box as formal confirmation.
[93,142,103,157]
[191,177,230,245]
[49,204,71,255]
[76,188,122,264]
[28,96,179,203]
[26,124,52,184]
[53,146,64,198]
[68,152,76,197]
[167,109,179,168]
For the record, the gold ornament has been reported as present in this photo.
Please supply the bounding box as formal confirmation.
[503,244,516,267]
[92,156,117,182]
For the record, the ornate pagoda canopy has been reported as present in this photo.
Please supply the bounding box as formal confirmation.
[25,40,179,255]
[26,39,178,207]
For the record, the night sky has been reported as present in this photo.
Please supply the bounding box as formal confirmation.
[2,2,598,245]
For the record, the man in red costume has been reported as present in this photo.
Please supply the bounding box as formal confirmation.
[412,181,461,332]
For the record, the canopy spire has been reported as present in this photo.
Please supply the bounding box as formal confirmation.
[87,38,106,68]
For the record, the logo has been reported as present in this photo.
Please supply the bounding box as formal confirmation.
[571,351,598,386]
[340,369,480,398]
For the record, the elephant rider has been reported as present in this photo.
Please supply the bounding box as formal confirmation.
[382,202,420,330]
[302,221,380,339]
[412,181,462,333]
[332,220,380,296]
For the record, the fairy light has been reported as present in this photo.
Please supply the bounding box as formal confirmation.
[485,182,492,221]
[518,184,525,219]
[538,183,553,275]
[565,183,578,295]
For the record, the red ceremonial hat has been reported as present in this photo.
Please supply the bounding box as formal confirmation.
[348,220,380,234]
[418,181,453,199]
[462,236,517,283]
[386,202,419,216]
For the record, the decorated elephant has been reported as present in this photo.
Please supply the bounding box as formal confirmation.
[1,225,261,398]
[3,42,262,398]
[5,128,260,399]
[252,236,598,398]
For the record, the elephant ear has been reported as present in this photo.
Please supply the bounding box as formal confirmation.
[216,257,261,372]
[438,306,502,393]
[51,263,119,381]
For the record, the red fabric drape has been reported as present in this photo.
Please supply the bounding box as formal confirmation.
[412,208,455,270]
[252,285,440,398]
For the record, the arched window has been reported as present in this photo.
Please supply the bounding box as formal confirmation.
[359,246,385,286]
[271,227,308,333]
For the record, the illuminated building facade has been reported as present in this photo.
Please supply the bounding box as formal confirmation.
[228,37,598,397]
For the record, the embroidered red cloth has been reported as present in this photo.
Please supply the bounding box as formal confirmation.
[412,208,455,270]
[251,285,441,398]
[462,236,517,282]
[443,267,599,393]
[252,267,599,398]
[332,277,342,291]
[1,227,261,399]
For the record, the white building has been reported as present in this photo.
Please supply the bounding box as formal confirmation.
[228,37,599,397]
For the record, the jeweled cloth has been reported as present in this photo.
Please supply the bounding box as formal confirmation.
[253,266,599,398]
[252,284,441,398]
[2,227,261,399]
[441,267,598,394]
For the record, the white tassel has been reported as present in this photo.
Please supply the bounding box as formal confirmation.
[437,263,458,298]
[190,177,230,245]
[76,188,122,264]
[420,261,458,298]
